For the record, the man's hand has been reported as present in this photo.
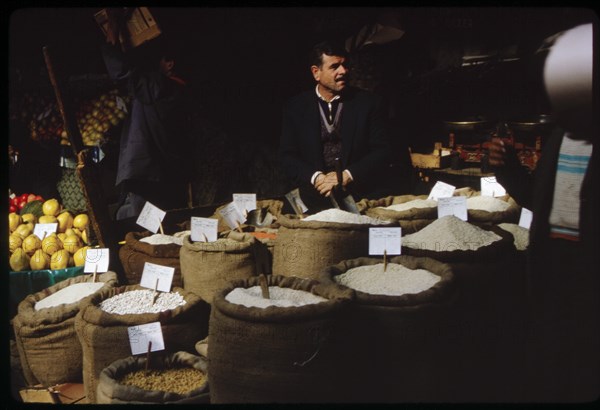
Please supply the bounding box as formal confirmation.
[488,137,507,167]
[314,170,353,197]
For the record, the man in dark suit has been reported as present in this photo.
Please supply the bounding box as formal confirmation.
[279,40,392,213]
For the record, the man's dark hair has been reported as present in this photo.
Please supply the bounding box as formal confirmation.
[309,40,348,68]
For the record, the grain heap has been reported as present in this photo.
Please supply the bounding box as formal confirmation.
[382,199,437,212]
[334,263,441,296]
[498,223,530,251]
[466,196,511,212]
[35,282,105,310]
[225,286,327,308]
[140,231,190,246]
[118,368,206,395]
[403,215,502,251]
[303,209,388,225]
[99,290,187,314]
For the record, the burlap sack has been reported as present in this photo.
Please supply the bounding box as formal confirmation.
[118,231,183,287]
[456,190,521,225]
[208,274,354,403]
[322,256,458,402]
[74,284,210,403]
[272,214,395,280]
[12,272,118,387]
[96,351,210,404]
[179,231,259,304]
[211,199,284,232]
[359,194,437,234]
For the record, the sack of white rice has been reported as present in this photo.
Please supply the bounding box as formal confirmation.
[322,256,457,402]
[12,272,118,387]
[208,274,354,403]
[96,351,210,404]
[211,199,284,232]
[272,212,395,280]
[74,284,210,403]
[359,194,438,234]
[118,231,185,287]
[458,191,521,225]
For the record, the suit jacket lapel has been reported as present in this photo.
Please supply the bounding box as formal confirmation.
[303,93,324,169]
[340,96,356,168]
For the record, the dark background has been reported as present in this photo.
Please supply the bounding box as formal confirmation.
[7,6,598,205]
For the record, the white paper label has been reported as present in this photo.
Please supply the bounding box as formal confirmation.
[190,217,218,242]
[437,196,468,221]
[369,227,402,255]
[116,95,128,113]
[428,181,456,201]
[481,176,507,197]
[33,223,58,240]
[518,207,533,229]
[233,193,256,217]
[84,248,110,273]
[128,322,165,355]
[218,202,246,230]
[136,202,166,233]
[140,262,174,292]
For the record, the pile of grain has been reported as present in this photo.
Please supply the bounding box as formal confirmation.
[34,282,105,310]
[140,233,187,246]
[498,223,530,251]
[99,290,187,314]
[466,196,511,212]
[225,286,328,308]
[303,209,388,225]
[118,367,206,394]
[403,215,502,251]
[382,199,437,212]
[334,263,441,296]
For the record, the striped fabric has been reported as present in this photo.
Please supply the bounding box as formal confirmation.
[549,134,593,240]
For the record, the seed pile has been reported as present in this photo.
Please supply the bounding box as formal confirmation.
[303,209,388,225]
[334,263,441,295]
[498,223,530,251]
[118,367,206,395]
[403,215,502,251]
[466,196,511,212]
[35,282,105,310]
[382,199,437,212]
[99,290,187,315]
[226,286,328,308]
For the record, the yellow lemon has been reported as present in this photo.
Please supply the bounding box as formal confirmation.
[42,198,61,217]
[14,224,33,240]
[50,249,70,270]
[21,213,37,225]
[62,234,82,254]
[42,234,63,255]
[39,215,58,225]
[22,234,42,255]
[9,213,21,233]
[30,249,50,270]
[9,234,23,253]
[10,248,31,272]
[56,211,74,233]
[73,246,91,267]
[81,229,89,245]
[73,214,89,230]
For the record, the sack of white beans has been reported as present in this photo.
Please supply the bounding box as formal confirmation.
[74,284,210,403]
[96,351,210,404]
[180,230,260,304]
[208,274,354,403]
[272,213,395,280]
[358,194,438,234]
[118,231,184,287]
[12,272,118,387]
[322,256,457,402]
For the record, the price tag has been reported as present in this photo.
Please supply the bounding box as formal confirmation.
[233,193,256,217]
[33,223,58,239]
[285,188,308,215]
[481,176,507,197]
[190,217,218,242]
[140,262,174,292]
[427,181,456,201]
[128,322,165,355]
[369,227,402,255]
[518,207,533,229]
[136,202,166,233]
[84,248,110,273]
[437,196,468,221]
[116,95,128,113]
[218,202,245,230]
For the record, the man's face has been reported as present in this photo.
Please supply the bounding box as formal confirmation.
[311,53,348,97]
[159,57,175,77]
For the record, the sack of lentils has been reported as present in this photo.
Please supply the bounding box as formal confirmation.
[12,272,118,387]
[359,194,437,234]
[272,211,394,280]
[208,274,354,403]
[96,351,209,404]
[74,284,210,403]
[179,230,260,304]
[322,256,457,402]
[118,231,188,287]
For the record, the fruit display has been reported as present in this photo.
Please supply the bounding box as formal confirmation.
[8,197,93,272]
[8,192,44,214]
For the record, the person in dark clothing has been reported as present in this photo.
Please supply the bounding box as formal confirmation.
[279,40,392,213]
[101,8,193,219]
[489,23,598,402]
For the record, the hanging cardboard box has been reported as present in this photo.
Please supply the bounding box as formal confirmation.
[95,7,161,50]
